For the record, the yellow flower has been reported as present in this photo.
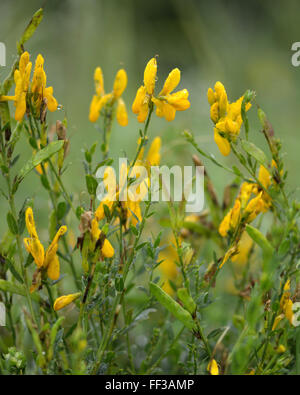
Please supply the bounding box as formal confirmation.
[276,345,286,354]
[218,198,240,237]
[132,58,190,123]
[231,231,253,265]
[95,161,149,227]
[273,279,294,330]
[208,81,251,156]
[89,66,128,126]
[0,51,32,121]
[214,128,231,156]
[244,192,265,222]
[90,219,115,258]
[258,165,271,190]
[31,54,58,113]
[53,293,81,311]
[207,359,219,375]
[23,207,67,290]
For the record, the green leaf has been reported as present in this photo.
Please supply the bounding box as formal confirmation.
[149,282,197,331]
[0,279,38,302]
[17,140,64,185]
[85,174,98,196]
[241,139,268,166]
[7,212,18,235]
[57,201,67,221]
[17,8,43,53]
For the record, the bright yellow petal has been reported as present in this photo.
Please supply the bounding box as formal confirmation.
[143,57,157,95]
[160,68,180,96]
[214,129,230,156]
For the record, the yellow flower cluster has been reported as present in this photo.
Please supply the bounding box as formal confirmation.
[95,137,161,226]
[89,66,128,126]
[132,57,190,122]
[207,82,251,156]
[0,51,58,121]
[219,164,273,239]
[23,207,67,292]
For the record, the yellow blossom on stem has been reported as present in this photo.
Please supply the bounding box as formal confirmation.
[23,207,67,291]
[132,58,190,123]
[90,219,115,258]
[208,81,251,156]
[0,51,32,121]
[53,293,81,311]
[31,53,58,113]
[89,66,128,126]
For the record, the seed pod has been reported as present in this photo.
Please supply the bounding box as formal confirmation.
[177,288,196,315]
[150,282,197,331]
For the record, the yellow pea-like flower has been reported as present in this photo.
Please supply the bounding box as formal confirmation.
[277,345,286,354]
[258,165,271,190]
[207,359,219,375]
[133,58,190,123]
[90,219,115,258]
[102,239,115,258]
[144,57,157,95]
[245,193,264,222]
[31,54,58,113]
[116,98,128,126]
[113,69,127,98]
[219,210,231,237]
[208,82,251,156]
[89,66,128,126]
[53,293,81,311]
[24,208,67,290]
[214,129,230,156]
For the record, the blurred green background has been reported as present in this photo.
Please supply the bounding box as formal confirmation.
[1,0,299,218]
[0,0,300,362]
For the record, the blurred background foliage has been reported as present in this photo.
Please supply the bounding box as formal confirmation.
[0,0,299,215]
[0,0,299,354]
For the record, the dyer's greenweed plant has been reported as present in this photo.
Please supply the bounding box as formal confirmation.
[0,9,299,375]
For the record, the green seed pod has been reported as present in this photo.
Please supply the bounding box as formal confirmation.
[177,288,196,315]
[150,282,197,331]
[246,224,274,257]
